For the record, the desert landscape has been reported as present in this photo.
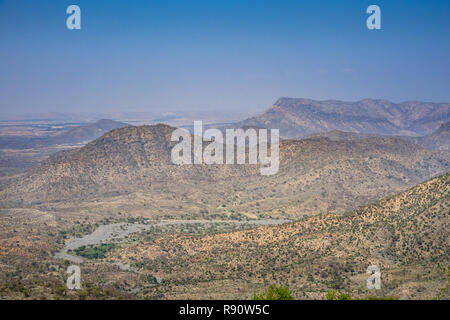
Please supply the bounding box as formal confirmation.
[0,98,448,300]
[1,0,449,303]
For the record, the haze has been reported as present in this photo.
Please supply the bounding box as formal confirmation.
[0,0,449,115]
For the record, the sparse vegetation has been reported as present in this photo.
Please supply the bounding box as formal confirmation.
[0,121,448,300]
[325,289,352,300]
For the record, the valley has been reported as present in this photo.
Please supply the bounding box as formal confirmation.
[2,0,449,304]
[0,99,448,300]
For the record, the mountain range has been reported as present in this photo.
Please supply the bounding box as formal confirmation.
[0,119,128,150]
[237,98,450,139]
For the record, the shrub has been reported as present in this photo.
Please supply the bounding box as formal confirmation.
[326,289,351,300]
[252,284,293,300]
[74,243,117,260]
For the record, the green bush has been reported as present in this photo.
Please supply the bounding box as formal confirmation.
[326,289,351,300]
[74,243,117,260]
[326,290,337,300]
[252,284,293,300]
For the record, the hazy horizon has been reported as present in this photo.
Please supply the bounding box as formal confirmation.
[1,0,449,115]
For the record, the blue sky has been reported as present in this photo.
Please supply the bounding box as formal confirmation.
[0,0,449,114]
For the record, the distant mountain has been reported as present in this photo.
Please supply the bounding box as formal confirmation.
[49,119,129,144]
[237,98,450,139]
[2,124,449,221]
[415,121,450,150]
[0,119,128,149]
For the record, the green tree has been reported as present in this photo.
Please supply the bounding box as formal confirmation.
[252,284,293,300]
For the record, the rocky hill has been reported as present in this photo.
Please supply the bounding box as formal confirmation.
[237,98,450,139]
[1,124,449,221]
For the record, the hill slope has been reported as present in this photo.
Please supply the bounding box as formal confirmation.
[109,172,449,299]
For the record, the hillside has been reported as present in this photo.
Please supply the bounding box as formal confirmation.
[416,121,450,151]
[107,172,450,299]
[237,98,450,139]
[1,124,449,222]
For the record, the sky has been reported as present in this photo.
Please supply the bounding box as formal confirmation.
[0,0,449,115]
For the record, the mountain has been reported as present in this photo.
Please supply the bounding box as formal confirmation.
[0,119,129,149]
[108,172,450,299]
[1,124,449,222]
[237,98,450,139]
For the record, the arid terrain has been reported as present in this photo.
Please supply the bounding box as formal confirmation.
[106,172,450,299]
[0,100,448,300]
